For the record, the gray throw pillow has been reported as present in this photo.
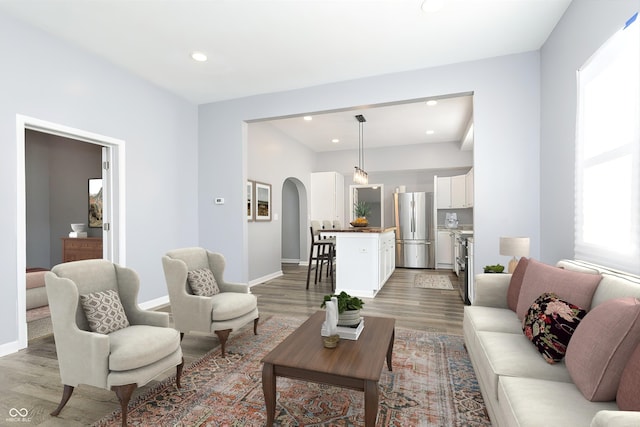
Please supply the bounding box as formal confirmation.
[187,268,220,297]
[80,289,130,334]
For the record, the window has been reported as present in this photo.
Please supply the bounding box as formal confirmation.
[575,13,639,274]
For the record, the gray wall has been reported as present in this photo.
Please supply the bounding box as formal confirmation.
[539,0,639,264]
[26,131,102,268]
[203,52,541,284]
[1,13,198,351]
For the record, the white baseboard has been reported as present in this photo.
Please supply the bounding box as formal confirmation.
[281,258,301,264]
[139,295,170,311]
[249,270,283,287]
[0,340,22,357]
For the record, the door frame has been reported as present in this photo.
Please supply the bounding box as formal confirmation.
[16,114,126,349]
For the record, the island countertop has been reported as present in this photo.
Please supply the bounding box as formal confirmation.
[320,226,396,234]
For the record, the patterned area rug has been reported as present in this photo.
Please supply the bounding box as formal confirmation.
[414,274,454,290]
[93,315,489,427]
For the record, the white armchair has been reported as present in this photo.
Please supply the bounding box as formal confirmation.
[162,247,259,356]
[45,259,183,427]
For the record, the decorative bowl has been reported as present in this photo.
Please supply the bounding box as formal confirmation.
[71,223,87,232]
[350,221,368,227]
[323,334,340,349]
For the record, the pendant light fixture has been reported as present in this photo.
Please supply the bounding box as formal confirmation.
[353,114,368,184]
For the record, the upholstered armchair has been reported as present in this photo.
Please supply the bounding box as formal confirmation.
[45,259,184,427]
[162,247,259,356]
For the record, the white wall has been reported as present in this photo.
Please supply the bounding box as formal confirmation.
[246,122,316,282]
[0,13,198,353]
[199,52,542,282]
[539,0,639,264]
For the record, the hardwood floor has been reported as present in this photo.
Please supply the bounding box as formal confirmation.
[0,264,463,426]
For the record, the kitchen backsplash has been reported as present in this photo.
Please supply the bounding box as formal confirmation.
[437,208,473,228]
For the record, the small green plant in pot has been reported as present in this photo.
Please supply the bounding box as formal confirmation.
[321,291,364,326]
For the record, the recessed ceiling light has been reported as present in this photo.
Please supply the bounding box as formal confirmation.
[426,100,438,106]
[191,51,208,62]
[303,116,313,121]
[332,138,340,143]
[426,130,435,135]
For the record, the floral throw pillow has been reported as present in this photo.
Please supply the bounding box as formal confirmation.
[522,292,587,364]
[187,268,220,297]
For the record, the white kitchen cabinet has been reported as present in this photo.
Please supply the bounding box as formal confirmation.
[333,230,395,298]
[311,172,344,225]
[465,168,474,207]
[451,175,466,208]
[436,230,454,269]
[436,176,452,208]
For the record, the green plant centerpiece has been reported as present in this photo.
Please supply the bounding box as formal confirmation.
[351,201,371,227]
[321,291,364,326]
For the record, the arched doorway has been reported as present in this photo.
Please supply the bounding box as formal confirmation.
[281,177,308,265]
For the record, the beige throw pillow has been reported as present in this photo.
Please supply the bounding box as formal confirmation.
[187,268,220,297]
[80,289,130,334]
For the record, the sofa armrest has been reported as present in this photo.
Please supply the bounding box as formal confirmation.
[591,410,640,427]
[473,273,511,308]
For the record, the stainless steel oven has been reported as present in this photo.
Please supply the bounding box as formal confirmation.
[456,237,471,305]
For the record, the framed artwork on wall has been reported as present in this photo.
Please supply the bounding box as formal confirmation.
[255,181,272,221]
[247,180,254,221]
[88,178,103,228]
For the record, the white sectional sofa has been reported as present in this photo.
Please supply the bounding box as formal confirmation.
[464,259,640,427]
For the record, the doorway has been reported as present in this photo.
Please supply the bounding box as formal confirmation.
[281,177,308,265]
[16,115,125,349]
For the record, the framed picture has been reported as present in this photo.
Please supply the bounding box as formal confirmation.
[255,181,272,221]
[247,180,254,221]
[88,178,103,228]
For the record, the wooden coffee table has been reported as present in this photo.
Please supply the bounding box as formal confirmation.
[261,311,395,426]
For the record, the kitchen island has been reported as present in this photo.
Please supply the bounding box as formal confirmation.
[320,227,396,298]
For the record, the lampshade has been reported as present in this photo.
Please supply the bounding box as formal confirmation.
[499,237,530,273]
[499,237,530,257]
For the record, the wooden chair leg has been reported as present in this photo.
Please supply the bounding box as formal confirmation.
[215,329,232,357]
[176,358,184,389]
[50,384,74,416]
[180,332,185,341]
[112,383,137,427]
[306,245,315,289]
[254,317,259,335]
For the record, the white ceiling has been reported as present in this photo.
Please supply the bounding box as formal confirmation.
[0,0,571,151]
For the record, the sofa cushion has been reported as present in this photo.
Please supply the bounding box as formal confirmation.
[516,259,602,321]
[565,297,640,401]
[507,257,529,312]
[464,305,522,335]
[498,376,618,427]
[617,343,640,410]
[108,325,181,371]
[80,289,130,334]
[475,331,573,402]
[187,268,220,297]
[522,292,587,364]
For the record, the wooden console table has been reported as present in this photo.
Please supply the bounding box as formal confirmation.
[61,237,103,262]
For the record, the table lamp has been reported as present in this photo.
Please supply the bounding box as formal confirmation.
[499,237,530,273]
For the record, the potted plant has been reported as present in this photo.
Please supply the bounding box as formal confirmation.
[351,201,371,227]
[321,291,364,326]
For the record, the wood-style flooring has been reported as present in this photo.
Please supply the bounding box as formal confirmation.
[0,264,463,426]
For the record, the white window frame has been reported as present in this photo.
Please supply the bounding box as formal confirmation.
[575,13,640,274]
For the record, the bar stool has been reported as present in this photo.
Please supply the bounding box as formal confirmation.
[306,221,334,291]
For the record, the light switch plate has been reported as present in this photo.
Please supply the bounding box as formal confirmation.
[214,197,224,204]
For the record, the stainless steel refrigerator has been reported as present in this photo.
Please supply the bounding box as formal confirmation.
[393,192,434,268]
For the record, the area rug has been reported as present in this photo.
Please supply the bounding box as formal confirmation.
[414,274,454,290]
[93,315,489,427]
